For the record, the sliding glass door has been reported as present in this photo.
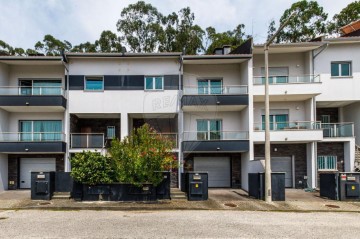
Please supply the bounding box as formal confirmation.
[197,79,222,95]
[20,120,62,141]
[197,119,222,140]
[19,80,62,95]
[261,114,289,130]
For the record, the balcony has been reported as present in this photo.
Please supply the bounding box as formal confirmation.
[253,75,322,102]
[0,86,66,112]
[70,133,105,149]
[0,132,66,153]
[321,123,354,138]
[181,85,248,111]
[253,121,323,143]
[182,131,249,152]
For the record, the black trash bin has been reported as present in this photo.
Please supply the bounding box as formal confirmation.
[31,171,55,200]
[248,172,285,201]
[155,171,171,200]
[187,172,208,201]
[320,172,360,201]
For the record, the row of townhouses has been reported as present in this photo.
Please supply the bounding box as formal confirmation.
[0,22,359,192]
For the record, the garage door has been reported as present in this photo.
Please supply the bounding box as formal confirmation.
[20,158,56,189]
[194,157,230,187]
[271,157,293,188]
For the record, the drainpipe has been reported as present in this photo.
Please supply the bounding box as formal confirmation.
[178,54,184,189]
[61,55,70,172]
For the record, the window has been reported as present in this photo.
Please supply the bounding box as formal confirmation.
[318,156,337,170]
[260,67,289,84]
[145,76,163,90]
[19,79,62,95]
[261,114,289,130]
[197,79,222,94]
[331,62,351,77]
[85,77,103,91]
[19,120,62,141]
[197,119,222,140]
[107,126,115,139]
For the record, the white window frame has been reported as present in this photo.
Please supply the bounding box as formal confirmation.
[331,61,352,77]
[144,76,164,91]
[317,155,337,171]
[84,76,104,91]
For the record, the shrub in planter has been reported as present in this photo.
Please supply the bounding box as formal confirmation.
[109,124,176,187]
[70,151,116,185]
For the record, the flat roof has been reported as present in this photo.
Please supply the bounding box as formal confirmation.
[253,42,324,54]
[0,56,63,65]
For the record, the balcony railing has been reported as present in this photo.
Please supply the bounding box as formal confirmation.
[70,133,105,148]
[151,133,178,148]
[254,121,321,131]
[0,132,65,142]
[253,75,320,85]
[183,85,248,95]
[183,131,249,141]
[321,123,354,137]
[0,86,65,96]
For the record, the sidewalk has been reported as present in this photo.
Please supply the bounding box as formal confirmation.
[1,189,360,212]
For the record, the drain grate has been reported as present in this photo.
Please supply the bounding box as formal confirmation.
[325,204,340,208]
[224,203,237,208]
[0,217,8,220]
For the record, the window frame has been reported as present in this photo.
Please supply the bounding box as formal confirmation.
[144,76,164,91]
[196,119,222,140]
[317,155,337,171]
[106,126,116,139]
[331,61,352,77]
[84,76,104,91]
[197,78,223,95]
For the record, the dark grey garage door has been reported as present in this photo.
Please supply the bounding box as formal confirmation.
[194,157,231,187]
[271,157,293,188]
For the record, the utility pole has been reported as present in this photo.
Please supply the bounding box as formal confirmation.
[264,12,296,203]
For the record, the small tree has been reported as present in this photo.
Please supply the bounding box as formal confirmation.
[70,151,116,185]
[109,124,176,187]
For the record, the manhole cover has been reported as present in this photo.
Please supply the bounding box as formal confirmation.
[0,217,8,220]
[224,203,237,208]
[38,202,51,206]
[325,204,340,208]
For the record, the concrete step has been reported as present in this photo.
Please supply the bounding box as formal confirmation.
[52,192,71,200]
[170,188,187,200]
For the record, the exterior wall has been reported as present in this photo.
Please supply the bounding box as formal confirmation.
[343,102,360,145]
[254,144,307,188]
[0,62,9,86]
[315,43,360,102]
[183,64,243,86]
[8,112,65,132]
[183,111,244,132]
[8,65,65,87]
[253,52,308,77]
[8,154,64,190]
[0,153,8,191]
[253,101,308,125]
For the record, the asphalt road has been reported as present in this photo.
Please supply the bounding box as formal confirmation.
[0,210,360,238]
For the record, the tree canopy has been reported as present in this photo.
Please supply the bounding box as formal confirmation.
[327,1,360,34]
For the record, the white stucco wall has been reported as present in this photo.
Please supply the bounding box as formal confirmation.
[183,63,243,86]
[343,102,360,145]
[253,52,308,77]
[315,43,360,102]
[0,153,8,191]
[8,65,65,87]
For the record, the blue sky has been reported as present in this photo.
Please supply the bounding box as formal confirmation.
[0,0,355,50]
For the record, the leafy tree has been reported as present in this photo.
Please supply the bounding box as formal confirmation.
[13,48,25,56]
[269,0,328,43]
[71,41,97,53]
[116,1,163,52]
[205,24,247,54]
[328,1,360,34]
[109,124,176,187]
[95,30,122,52]
[70,151,116,185]
[35,34,72,56]
[0,40,13,55]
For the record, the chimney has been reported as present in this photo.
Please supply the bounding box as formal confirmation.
[223,45,231,55]
[213,47,223,55]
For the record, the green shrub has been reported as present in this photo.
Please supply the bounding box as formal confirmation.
[109,124,176,187]
[70,151,116,185]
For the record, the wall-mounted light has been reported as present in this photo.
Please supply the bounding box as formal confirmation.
[296,106,300,110]
[25,148,29,152]
[216,147,221,151]
[25,102,29,106]
[274,148,277,152]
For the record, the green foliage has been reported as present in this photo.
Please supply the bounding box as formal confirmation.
[116,1,163,53]
[71,41,97,53]
[70,151,116,185]
[205,24,247,54]
[109,124,176,187]
[95,30,122,52]
[35,34,72,56]
[270,0,328,43]
[328,1,360,34]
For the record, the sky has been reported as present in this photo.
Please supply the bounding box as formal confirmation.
[0,0,355,50]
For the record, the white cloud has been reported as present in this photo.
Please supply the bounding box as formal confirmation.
[0,0,355,49]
